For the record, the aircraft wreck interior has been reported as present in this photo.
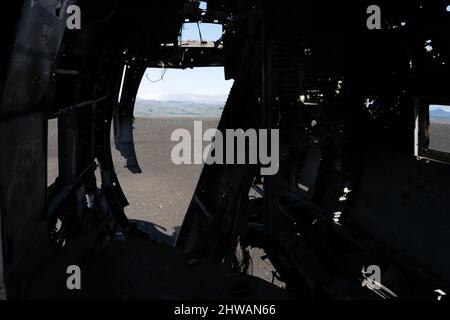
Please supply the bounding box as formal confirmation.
[1,0,450,301]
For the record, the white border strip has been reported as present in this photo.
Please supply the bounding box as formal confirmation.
[0,197,5,300]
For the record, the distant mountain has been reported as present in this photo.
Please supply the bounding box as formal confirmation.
[430,108,450,119]
[134,99,224,117]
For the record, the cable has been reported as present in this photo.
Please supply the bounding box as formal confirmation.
[197,22,205,46]
[145,62,167,83]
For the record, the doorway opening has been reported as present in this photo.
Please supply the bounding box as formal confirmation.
[111,66,233,245]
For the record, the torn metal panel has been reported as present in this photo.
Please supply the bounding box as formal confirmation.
[0,113,47,286]
[0,0,72,118]
[113,65,145,174]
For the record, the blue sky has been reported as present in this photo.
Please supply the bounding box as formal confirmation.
[180,22,222,41]
[137,23,233,104]
[430,105,450,112]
